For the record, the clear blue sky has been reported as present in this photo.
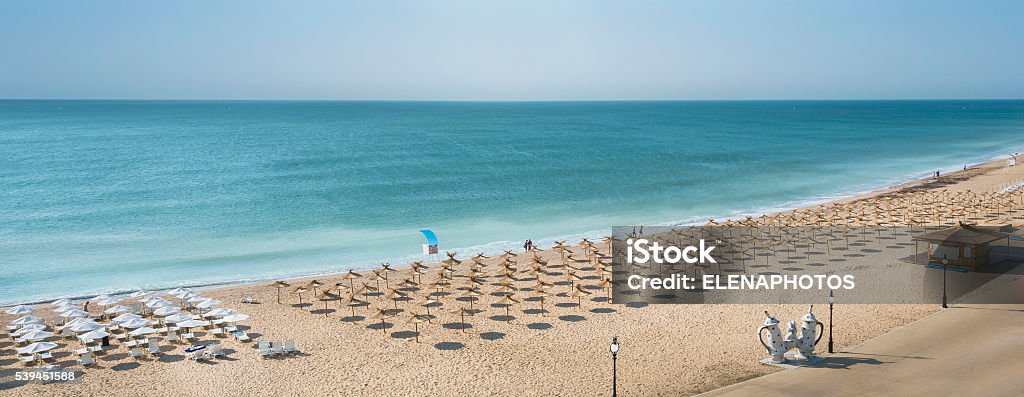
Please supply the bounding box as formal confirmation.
[1,0,1021,100]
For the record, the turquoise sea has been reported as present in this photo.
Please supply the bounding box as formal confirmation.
[1,100,1022,305]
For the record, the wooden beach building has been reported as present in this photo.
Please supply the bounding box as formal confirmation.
[912,222,1012,270]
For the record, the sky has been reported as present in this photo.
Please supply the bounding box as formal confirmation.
[1,0,1021,100]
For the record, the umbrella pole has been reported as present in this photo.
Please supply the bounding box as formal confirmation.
[277,288,281,304]
[414,323,419,343]
[461,312,466,333]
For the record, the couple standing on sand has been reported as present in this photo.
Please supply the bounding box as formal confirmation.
[523,239,534,252]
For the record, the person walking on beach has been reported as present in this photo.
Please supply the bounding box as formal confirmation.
[523,240,530,252]
[83,301,89,312]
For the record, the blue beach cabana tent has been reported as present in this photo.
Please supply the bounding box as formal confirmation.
[419,229,439,255]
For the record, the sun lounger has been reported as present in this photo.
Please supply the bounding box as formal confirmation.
[257,340,272,358]
[210,328,225,337]
[62,328,75,339]
[271,341,283,355]
[210,343,224,358]
[240,297,258,304]
[80,352,95,366]
[284,339,297,354]
[40,352,53,361]
[147,339,160,355]
[130,347,143,359]
[89,345,103,353]
[19,355,35,365]
[225,325,238,332]
[75,347,89,356]
[232,331,250,342]
[125,340,138,348]
[181,332,196,341]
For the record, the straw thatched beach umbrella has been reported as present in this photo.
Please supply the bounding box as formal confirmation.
[383,289,408,310]
[494,295,520,323]
[292,286,309,307]
[406,313,429,343]
[343,296,368,318]
[368,308,393,334]
[316,291,341,317]
[568,285,592,309]
[269,281,291,304]
[307,280,325,296]
[342,270,363,291]
[449,306,477,333]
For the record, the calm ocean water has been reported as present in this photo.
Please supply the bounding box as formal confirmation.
[1,100,1022,305]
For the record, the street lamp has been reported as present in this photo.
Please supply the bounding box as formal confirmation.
[828,290,835,354]
[941,254,948,308]
[610,336,619,397]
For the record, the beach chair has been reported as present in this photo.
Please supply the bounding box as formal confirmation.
[225,325,239,333]
[181,332,196,342]
[240,296,258,304]
[271,341,284,356]
[210,328,225,337]
[62,328,75,339]
[233,331,250,342]
[210,343,224,358]
[283,339,297,354]
[74,347,89,356]
[257,340,271,358]
[130,347,144,359]
[40,352,54,362]
[19,355,35,366]
[80,352,95,366]
[147,339,160,355]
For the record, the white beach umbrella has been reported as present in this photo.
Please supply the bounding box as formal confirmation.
[128,290,152,298]
[104,305,132,315]
[67,321,102,333]
[139,296,159,304]
[167,287,191,296]
[16,342,58,355]
[60,308,90,318]
[11,315,44,325]
[202,308,236,318]
[111,313,143,323]
[119,318,153,329]
[128,326,159,337]
[5,305,35,315]
[54,304,80,314]
[153,306,181,317]
[194,298,222,309]
[61,317,90,328]
[12,324,47,335]
[96,297,123,306]
[186,295,208,304]
[146,299,173,309]
[78,329,110,342]
[174,319,206,328]
[50,298,73,307]
[176,291,200,300]
[17,330,54,342]
[163,313,193,324]
[220,313,250,323]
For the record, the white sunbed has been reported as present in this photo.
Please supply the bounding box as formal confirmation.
[130,347,143,359]
[19,355,35,365]
[257,340,271,358]
[233,331,250,342]
[80,352,95,366]
[209,343,225,358]
[147,339,160,355]
[283,339,297,354]
[210,328,225,337]
[271,341,283,355]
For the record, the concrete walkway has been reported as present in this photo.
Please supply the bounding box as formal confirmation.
[702,279,1024,396]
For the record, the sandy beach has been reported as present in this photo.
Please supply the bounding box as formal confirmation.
[3,158,1023,396]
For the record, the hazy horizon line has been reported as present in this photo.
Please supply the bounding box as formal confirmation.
[3,97,1023,102]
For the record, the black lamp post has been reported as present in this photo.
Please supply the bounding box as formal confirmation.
[610,336,619,397]
[941,254,948,308]
[827,289,835,354]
